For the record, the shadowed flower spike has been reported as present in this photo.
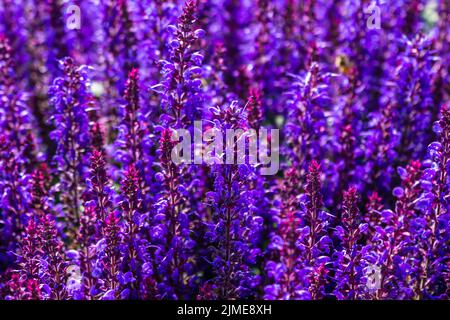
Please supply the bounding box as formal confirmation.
[265,160,331,300]
[265,166,303,299]
[253,0,278,108]
[117,68,143,168]
[284,62,334,176]
[100,0,138,97]
[0,34,37,166]
[394,35,438,164]
[8,219,43,300]
[83,148,118,299]
[118,164,146,299]
[89,121,105,154]
[205,101,262,300]
[414,103,450,298]
[77,202,99,299]
[88,150,113,224]
[154,0,204,127]
[38,214,68,300]
[334,187,366,300]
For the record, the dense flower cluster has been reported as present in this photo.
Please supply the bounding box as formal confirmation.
[0,0,448,300]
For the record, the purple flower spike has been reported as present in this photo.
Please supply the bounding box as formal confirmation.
[49,57,92,235]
